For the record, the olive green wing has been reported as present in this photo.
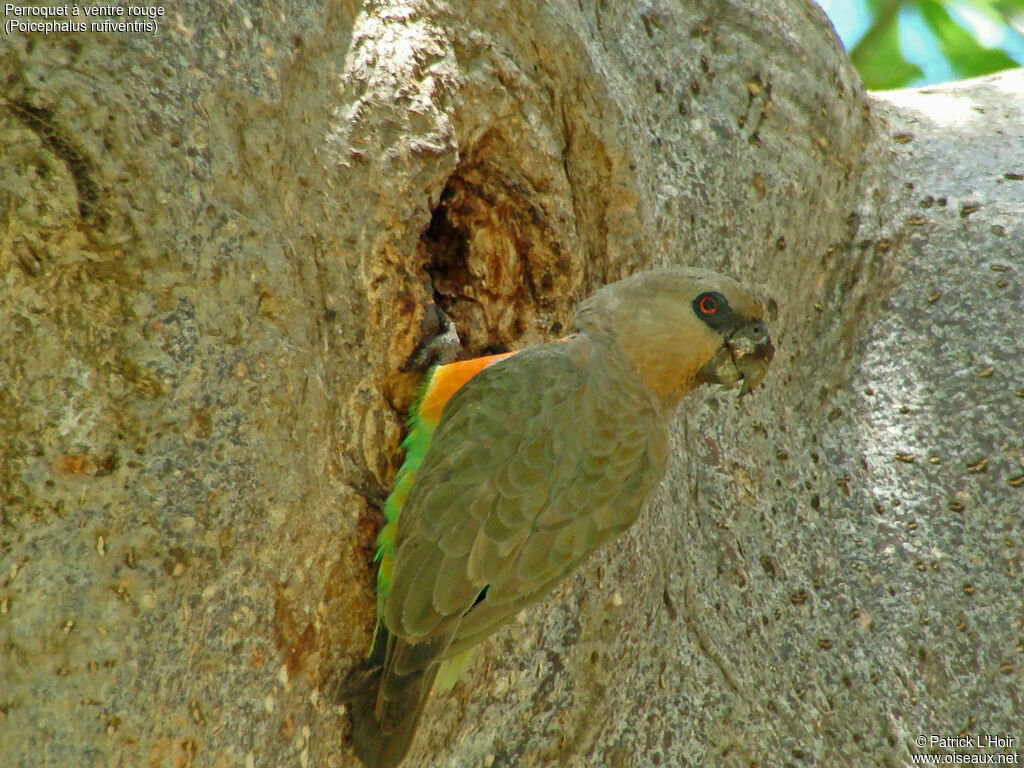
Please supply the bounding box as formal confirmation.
[384,339,665,651]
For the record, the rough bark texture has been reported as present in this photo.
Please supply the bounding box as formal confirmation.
[0,1,1020,767]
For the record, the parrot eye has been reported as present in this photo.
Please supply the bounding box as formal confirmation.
[693,291,732,331]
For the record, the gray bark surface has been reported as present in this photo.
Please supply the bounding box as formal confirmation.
[1,1,1020,767]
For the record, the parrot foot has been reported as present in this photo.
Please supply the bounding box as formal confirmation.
[401,305,461,372]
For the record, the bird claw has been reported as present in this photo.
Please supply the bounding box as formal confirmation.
[402,306,462,372]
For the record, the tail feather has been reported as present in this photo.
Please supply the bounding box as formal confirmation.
[349,629,450,768]
[350,662,439,768]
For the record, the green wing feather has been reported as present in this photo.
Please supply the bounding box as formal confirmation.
[373,352,516,649]
[375,367,440,626]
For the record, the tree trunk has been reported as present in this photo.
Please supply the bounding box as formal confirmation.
[1,1,1020,766]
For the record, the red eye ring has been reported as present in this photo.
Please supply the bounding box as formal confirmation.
[699,295,718,314]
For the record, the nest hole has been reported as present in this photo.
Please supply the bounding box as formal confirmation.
[416,163,579,360]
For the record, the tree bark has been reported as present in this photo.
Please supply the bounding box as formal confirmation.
[1,1,1020,766]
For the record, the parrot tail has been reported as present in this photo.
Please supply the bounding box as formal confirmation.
[349,666,437,768]
[349,630,448,768]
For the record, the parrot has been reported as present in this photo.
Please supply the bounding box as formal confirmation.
[351,267,775,768]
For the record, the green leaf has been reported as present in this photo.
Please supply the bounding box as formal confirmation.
[851,6,926,89]
[991,0,1024,38]
[915,0,1021,78]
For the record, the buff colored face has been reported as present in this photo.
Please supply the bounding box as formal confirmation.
[692,289,774,395]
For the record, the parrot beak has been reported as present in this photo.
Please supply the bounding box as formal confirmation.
[728,320,774,397]
[697,320,774,396]
[733,342,774,396]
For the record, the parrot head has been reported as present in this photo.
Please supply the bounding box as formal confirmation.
[574,267,774,404]
[690,282,775,397]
